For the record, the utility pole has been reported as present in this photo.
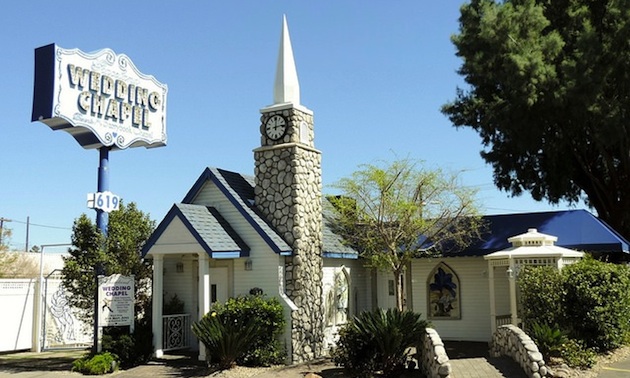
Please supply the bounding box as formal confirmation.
[25,216,30,252]
[0,217,12,247]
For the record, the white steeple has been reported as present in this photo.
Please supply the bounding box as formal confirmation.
[273,15,300,105]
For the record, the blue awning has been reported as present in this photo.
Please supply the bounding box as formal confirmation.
[446,210,630,257]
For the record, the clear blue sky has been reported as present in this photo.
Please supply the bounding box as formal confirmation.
[0,1,586,253]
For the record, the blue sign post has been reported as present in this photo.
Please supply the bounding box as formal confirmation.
[32,44,167,354]
[93,147,109,353]
[97,147,110,235]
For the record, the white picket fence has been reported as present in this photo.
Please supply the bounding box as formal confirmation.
[0,278,91,352]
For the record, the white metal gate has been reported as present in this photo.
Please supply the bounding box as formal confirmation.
[42,271,92,350]
[162,314,191,351]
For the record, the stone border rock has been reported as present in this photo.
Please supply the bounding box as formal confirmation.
[490,324,550,378]
[418,327,452,378]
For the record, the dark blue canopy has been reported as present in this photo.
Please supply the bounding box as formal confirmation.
[446,210,630,257]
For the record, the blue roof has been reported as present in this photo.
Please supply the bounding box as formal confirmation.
[448,210,630,257]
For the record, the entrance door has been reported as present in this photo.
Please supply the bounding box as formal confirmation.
[209,267,228,304]
[377,270,399,309]
[192,262,229,318]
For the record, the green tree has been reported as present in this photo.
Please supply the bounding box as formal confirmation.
[62,202,155,324]
[329,158,483,311]
[443,0,630,241]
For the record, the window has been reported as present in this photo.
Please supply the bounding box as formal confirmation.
[211,284,217,303]
[324,267,350,326]
[427,263,461,320]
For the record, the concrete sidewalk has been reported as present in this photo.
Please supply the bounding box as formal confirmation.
[598,358,630,378]
[0,350,211,378]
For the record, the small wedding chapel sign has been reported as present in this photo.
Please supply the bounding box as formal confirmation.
[97,274,135,327]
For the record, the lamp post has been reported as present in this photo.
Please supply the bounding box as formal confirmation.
[32,243,71,352]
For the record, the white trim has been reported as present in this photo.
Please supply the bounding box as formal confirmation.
[260,102,313,115]
[152,255,164,358]
[197,253,210,361]
[278,265,298,311]
[253,142,321,155]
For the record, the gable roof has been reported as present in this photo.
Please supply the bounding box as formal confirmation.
[142,203,250,258]
[182,167,292,255]
[145,166,358,259]
[448,210,630,257]
[322,199,361,258]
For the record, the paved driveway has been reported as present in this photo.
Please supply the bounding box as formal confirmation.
[0,345,533,378]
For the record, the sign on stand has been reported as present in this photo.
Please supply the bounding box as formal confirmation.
[97,275,134,329]
[32,43,166,354]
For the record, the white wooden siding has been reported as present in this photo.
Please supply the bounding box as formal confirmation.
[491,266,511,317]
[411,257,492,342]
[148,218,205,255]
[375,269,398,310]
[162,256,195,316]
[189,181,283,297]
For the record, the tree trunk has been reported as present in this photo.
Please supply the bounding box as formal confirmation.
[394,268,405,311]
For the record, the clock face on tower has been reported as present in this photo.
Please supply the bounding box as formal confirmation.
[265,114,287,141]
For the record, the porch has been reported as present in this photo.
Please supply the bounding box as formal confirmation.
[150,252,234,359]
[485,228,583,333]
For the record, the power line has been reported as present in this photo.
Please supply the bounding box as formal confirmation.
[6,218,72,230]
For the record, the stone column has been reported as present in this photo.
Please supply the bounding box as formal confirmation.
[254,108,324,363]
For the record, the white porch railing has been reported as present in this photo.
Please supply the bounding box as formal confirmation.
[162,314,191,352]
[496,314,522,328]
[496,314,512,328]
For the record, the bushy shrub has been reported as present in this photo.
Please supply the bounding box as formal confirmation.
[72,352,118,375]
[331,319,379,376]
[560,339,597,368]
[519,259,630,359]
[518,266,564,327]
[528,322,567,359]
[101,323,153,368]
[192,294,286,368]
[332,308,429,378]
[209,294,286,366]
[562,257,630,352]
[163,294,185,315]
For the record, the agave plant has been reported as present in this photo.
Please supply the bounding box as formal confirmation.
[333,308,429,377]
[191,312,259,369]
[528,321,568,359]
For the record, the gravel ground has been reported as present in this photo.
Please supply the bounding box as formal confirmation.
[546,345,630,378]
[206,359,346,378]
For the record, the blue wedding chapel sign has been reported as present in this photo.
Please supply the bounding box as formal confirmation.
[32,44,167,150]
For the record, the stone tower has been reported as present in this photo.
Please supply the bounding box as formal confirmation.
[253,16,324,363]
